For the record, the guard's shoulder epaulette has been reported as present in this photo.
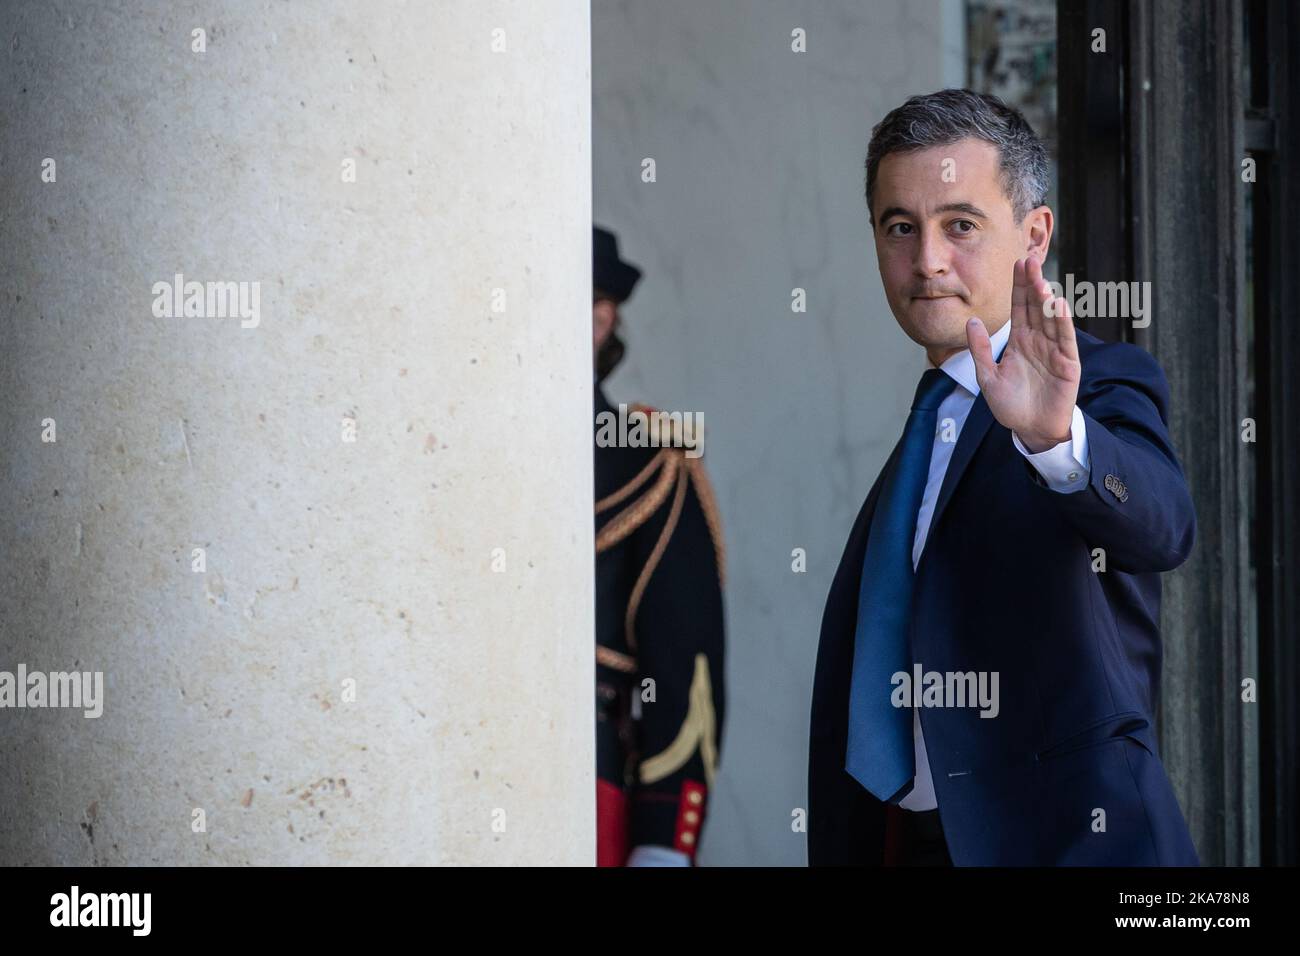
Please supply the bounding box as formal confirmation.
[626,403,703,454]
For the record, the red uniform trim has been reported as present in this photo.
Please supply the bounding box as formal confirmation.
[596,779,630,867]
[673,779,707,860]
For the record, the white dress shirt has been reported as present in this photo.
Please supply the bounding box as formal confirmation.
[897,319,1090,811]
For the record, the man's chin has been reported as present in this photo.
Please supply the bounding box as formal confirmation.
[903,302,970,342]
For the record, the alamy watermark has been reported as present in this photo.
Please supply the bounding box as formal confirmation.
[891,664,999,718]
[50,886,150,935]
[595,403,704,459]
[0,664,103,718]
[1043,273,1151,328]
[151,273,260,328]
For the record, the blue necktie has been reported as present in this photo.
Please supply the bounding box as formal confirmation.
[845,367,957,801]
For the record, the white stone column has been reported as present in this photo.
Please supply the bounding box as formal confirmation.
[0,1,592,865]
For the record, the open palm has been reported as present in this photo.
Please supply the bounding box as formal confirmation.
[967,255,1081,452]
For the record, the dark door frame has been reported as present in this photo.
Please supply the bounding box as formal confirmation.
[1056,0,1299,866]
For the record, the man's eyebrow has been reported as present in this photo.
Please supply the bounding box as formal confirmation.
[876,206,912,224]
[876,201,991,223]
[936,201,990,219]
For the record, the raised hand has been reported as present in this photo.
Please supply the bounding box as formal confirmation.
[966,254,1080,453]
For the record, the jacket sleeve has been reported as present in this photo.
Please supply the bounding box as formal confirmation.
[625,455,727,863]
[1021,340,1196,573]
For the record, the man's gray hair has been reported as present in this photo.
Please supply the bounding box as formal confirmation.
[864,88,1049,224]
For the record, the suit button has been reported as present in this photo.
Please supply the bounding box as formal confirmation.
[1068,471,1079,481]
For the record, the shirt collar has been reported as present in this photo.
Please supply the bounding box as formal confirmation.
[927,319,1011,396]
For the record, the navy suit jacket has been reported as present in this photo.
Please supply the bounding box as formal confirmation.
[808,329,1200,866]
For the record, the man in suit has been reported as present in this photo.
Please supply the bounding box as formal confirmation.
[592,225,727,866]
[808,90,1200,866]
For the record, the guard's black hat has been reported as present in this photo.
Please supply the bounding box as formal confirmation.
[593,225,642,303]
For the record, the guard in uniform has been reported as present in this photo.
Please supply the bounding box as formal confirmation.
[592,225,727,867]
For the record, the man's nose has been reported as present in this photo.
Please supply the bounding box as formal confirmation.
[913,226,949,277]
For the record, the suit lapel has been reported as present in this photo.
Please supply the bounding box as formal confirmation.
[925,392,996,547]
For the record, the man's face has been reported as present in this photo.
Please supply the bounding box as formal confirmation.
[871,137,1051,364]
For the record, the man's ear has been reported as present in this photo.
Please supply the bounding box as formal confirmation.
[1025,205,1054,261]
